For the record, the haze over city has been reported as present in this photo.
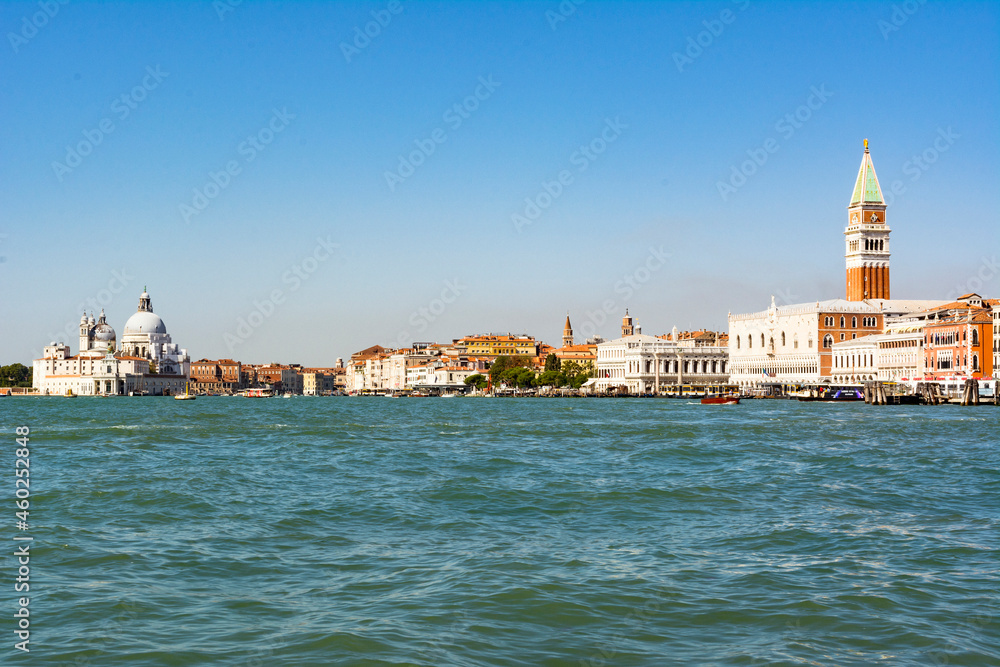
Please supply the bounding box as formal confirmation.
[2,0,997,366]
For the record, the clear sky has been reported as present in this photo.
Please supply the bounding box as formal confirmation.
[2,0,998,366]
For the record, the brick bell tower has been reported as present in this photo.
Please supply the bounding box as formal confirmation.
[845,139,890,301]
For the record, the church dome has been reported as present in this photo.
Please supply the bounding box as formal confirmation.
[124,311,167,335]
[93,323,117,341]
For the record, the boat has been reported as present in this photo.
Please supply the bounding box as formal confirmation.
[64,389,76,398]
[174,382,197,400]
[795,385,864,402]
[701,395,740,405]
[240,388,274,398]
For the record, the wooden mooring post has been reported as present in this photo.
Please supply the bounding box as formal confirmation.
[960,379,981,406]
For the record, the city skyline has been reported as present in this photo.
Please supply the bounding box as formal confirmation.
[2,1,998,366]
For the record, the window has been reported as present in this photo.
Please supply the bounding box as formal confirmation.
[736,336,740,349]
[852,317,857,328]
[823,334,833,348]
[840,316,845,327]
[781,332,786,346]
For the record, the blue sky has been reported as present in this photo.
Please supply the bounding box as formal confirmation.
[1,0,998,366]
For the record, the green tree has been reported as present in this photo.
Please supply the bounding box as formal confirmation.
[0,363,32,387]
[464,374,488,390]
[489,355,531,383]
[514,367,537,388]
[537,370,565,387]
[544,353,560,372]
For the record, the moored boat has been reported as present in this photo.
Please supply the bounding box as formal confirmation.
[795,385,864,402]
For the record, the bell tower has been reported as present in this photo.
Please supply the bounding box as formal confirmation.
[621,309,634,337]
[562,314,574,347]
[845,139,890,301]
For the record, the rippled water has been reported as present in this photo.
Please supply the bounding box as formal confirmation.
[2,397,998,665]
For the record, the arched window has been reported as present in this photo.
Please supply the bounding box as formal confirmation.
[840,316,845,328]
[972,329,979,346]
[748,336,752,349]
[823,334,833,348]
[781,332,786,346]
[852,317,857,328]
[760,333,765,347]
[736,336,740,349]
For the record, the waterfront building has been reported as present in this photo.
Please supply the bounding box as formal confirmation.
[921,294,996,379]
[828,294,997,384]
[994,303,1000,374]
[830,335,879,384]
[728,297,945,388]
[346,345,387,393]
[553,344,597,364]
[455,334,538,358]
[256,364,298,393]
[594,318,729,393]
[32,338,148,396]
[119,289,191,393]
[32,289,191,396]
[872,322,927,382]
[190,359,243,393]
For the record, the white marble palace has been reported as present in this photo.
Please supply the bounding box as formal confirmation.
[593,311,729,393]
[33,289,191,396]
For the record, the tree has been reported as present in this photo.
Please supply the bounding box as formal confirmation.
[0,363,32,387]
[464,374,488,390]
[514,367,537,388]
[544,353,560,372]
[537,370,565,387]
[500,366,535,388]
[489,355,531,383]
[561,360,594,389]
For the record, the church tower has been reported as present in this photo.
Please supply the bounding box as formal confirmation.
[621,309,634,337]
[845,139,890,301]
[563,314,574,347]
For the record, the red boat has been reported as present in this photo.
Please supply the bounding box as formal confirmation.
[701,395,740,405]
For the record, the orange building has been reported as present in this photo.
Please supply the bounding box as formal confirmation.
[922,294,997,379]
[190,358,243,393]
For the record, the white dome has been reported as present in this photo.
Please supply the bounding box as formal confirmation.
[124,311,167,335]
[93,323,117,341]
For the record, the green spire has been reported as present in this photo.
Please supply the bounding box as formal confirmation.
[850,139,883,205]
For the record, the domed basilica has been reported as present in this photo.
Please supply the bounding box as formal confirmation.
[34,288,191,396]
